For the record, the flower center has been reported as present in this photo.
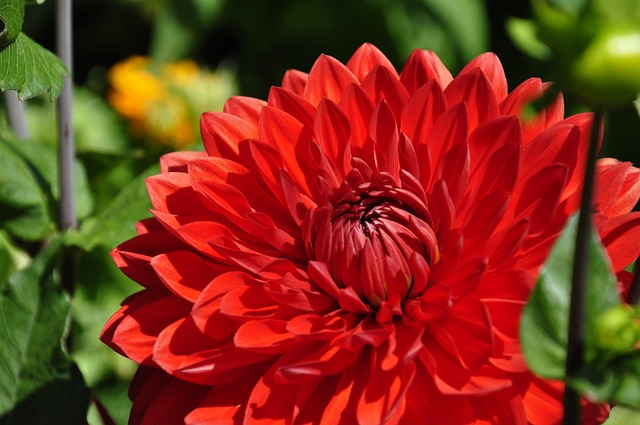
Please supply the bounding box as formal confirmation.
[306,170,437,315]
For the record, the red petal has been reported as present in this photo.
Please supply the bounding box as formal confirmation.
[307,260,341,300]
[303,54,358,106]
[107,291,191,365]
[445,68,499,131]
[191,272,252,339]
[147,172,210,215]
[402,361,475,424]
[150,250,226,302]
[160,151,207,173]
[264,274,337,312]
[128,368,209,425]
[401,80,447,147]
[234,319,299,354]
[360,65,410,121]
[431,298,494,370]
[458,52,508,102]
[259,106,314,196]
[472,266,535,303]
[466,115,521,183]
[185,381,252,425]
[521,124,581,196]
[286,313,349,340]
[223,95,266,126]
[426,103,468,184]
[484,299,528,373]
[595,158,640,217]
[460,190,510,240]
[347,43,398,81]
[356,356,415,425]
[153,317,270,385]
[511,164,569,236]
[339,83,374,150]
[400,49,453,94]
[314,98,352,177]
[220,285,280,320]
[281,69,308,96]
[601,212,640,272]
[267,86,316,129]
[369,101,400,179]
[436,142,470,210]
[500,78,565,143]
[112,229,187,290]
[426,343,511,395]
[200,111,258,159]
[275,343,360,383]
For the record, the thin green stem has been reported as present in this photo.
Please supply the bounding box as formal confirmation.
[563,110,603,425]
[56,0,75,231]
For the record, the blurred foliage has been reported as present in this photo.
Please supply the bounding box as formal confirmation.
[0,0,68,99]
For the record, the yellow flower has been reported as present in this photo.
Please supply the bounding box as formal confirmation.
[108,56,236,149]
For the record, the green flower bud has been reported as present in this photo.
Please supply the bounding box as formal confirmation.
[595,305,640,354]
[570,25,640,107]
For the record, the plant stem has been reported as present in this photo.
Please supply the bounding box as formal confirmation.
[56,0,75,231]
[563,110,603,425]
[628,258,640,305]
[3,90,29,139]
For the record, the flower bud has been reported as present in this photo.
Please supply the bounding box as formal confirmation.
[595,305,640,354]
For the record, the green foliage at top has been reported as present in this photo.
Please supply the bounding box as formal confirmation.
[0,0,24,48]
[0,0,67,99]
[521,213,640,409]
[508,0,640,108]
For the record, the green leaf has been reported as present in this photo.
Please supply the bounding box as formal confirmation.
[0,32,68,100]
[520,213,621,378]
[2,132,94,219]
[570,354,640,408]
[0,236,91,424]
[506,17,552,60]
[0,0,24,48]
[0,135,52,241]
[65,163,159,251]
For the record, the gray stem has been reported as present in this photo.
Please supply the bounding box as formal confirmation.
[56,0,76,230]
[3,90,29,139]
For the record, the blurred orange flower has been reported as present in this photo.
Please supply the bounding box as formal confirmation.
[108,56,236,149]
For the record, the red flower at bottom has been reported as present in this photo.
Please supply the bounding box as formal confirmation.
[102,44,640,424]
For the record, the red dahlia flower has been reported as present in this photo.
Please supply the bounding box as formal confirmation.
[101,44,640,424]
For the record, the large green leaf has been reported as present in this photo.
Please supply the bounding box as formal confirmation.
[0,0,24,48]
[0,32,68,100]
[66,163,159,251]
[0,135,52,241]
[2,132,94,219]
[520,213,621,378]
[0,236,90,424]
